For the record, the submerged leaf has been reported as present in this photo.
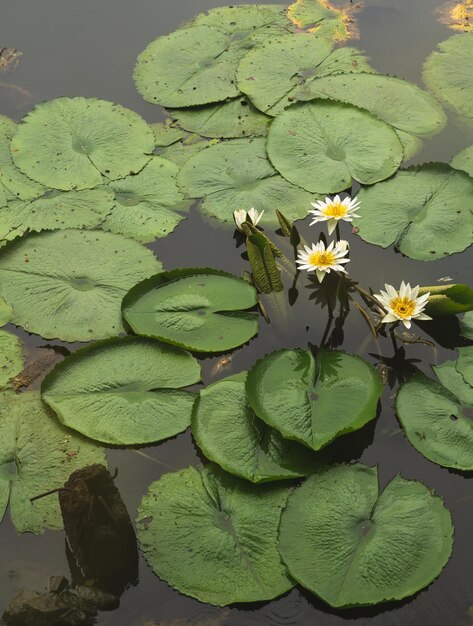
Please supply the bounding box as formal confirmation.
[0,330,24,388]
[136,465,294,605]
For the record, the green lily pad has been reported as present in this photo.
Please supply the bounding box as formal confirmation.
[396,366,473,470]
[168,96,271,139]
[451,144,473,177]
[192,373,321,483]
[0,229,161,342]
[0,391,105,534]
[178,137,314,227]
[354,164,473,260]
[134,6,290,108]
[418,284,473,316]
[152,121,187,147]
[122,268,259,353]
[237,35,372,116]
[102,156,186,242]
[279,464,453,607]
[0,330,24,388]
[267,101,403,193]
[246,349,382,451]
[155,133,218,167]
[0,298,13,327]
[287,0,357,41]
[456,346,473,387]
[423,33,473,125]
[396,130,423,161]
[11,97,154,191]
[460,311,473,340]
[136,464,294,605]
[42,336,200,445]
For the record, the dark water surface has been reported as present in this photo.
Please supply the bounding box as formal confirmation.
[1,1,473,625]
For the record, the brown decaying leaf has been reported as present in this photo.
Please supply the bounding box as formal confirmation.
[437,0,473,32]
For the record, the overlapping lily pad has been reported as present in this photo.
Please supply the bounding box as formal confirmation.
[0,298,12,327]
[279,464,453,607]
[192,373,321,483]
[0,391,105,534]
[122,268,259,353]
[42,337,201,445]
[451,144,473,177]
[11,97,154,190]
[0,229,161,341]
[287,0,357,40]
[246,349,382,451]
[178,137,314,226]
[136,464,294,605]
[0,331,24,388]
[456,346,473,387]
[354,164,473,260]
[155,133,218,167]
[461,311,473,340]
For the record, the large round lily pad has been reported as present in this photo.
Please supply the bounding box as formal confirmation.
[136,464,294,605]
[192,373,321,483]
[0,229,161,342]
[279,464,454,607]
[353,163,473,260]
[0,330,24,389]
[396,366,473,470]
[246,349,382,451]
[122,268,259,353]
[42,337,201,445]
[267,101,403,193]
[0,391,105,534]
[451,144,473,177]
[11,97,154,190]
[178,137,314,227]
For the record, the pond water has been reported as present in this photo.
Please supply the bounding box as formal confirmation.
[1,0,473,625]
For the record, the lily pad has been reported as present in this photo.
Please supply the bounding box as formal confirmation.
[451,144,473,177]
[460,311,473,340]
[353,164,473,260]
[267,100,403,194]
[396,130,423,161]
[279,464,453,607]
[0,330,24,388]
[0,229,161,342]
[178,137,314,227]
[11,97,154,190]
[423,33,473,125]
[155,133,218,167]
[136,464,294,605]
[102,156,186,242]
[0,298,13,327]
[287,0,358,40]
[396,367,473,470]
[246,349,382,451]
[192,373,321,483]
[456,346,473,387]
[122,268,259,353]
[42,337,201,445]
[237,35,372,116]
[0,391,105,534]
[152,121,187,147]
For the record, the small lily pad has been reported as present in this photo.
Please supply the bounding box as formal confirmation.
[451,144,473,177]
[122,268,259,353]
[0,330,24,388]
[136,464,294,605]
[279,464,453,607]
[152,121,187,147]
[287,0,358,41]
[155,133,218,167]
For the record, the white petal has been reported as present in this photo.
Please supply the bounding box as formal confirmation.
[316,269,326,282]
[327,219,337,235]
[402,319,412,329]
[382,312,398,323]
[414,312,432,321]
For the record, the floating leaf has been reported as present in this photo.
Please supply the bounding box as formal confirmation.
[396,130,423,161]
[287,0,359,40]
[246,349,382,451]
[354,164,473,260]
[151,121,187,147]
[102,156,186,243]
[460,311,473,340]
[42,337,200,445]
[155,133,218,167]
[456,346,473,387]
[451,144,473,177]
[0,298,13,327]
[0,391,105,534]
[418,284,473,316]
[0,229,161,342]
[11,97,154,190]
[423,33,473,125]
[267,101,403,194]
[0,330,24,388]
[279,464,453,607]
[122,268,259,353]
[396,367,473,470]
[136,465,294,605]
[178,137,314,227]
[192,373,321,483]
[237,35,372,116]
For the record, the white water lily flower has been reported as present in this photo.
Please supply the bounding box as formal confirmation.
[296,240,350,283]
[374,281,432,329]
[233,207,264,232]
[309,194,360,235]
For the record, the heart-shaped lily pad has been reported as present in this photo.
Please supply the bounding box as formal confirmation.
[0,391,105,534]
[267,101,404,193]
[192,373,321,483]
[246,348,382,451]
[136,464,294,605]
[42,336,201,445]
[11,97,154,190]
[353,163,473,260]
[279,464,453,607]
[122,268,259,353]
[451,144,473,177]
[0,331,24,389]
[0,229,161,342]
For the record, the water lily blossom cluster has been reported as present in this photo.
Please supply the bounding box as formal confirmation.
[296,240,350,283]
[374,282,432,329]
[233,208,264,232]
[309,194,360,235]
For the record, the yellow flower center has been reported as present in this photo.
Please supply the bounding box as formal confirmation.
[308,251,336,267]
[390,297,416,319]
[323,202,348,218]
